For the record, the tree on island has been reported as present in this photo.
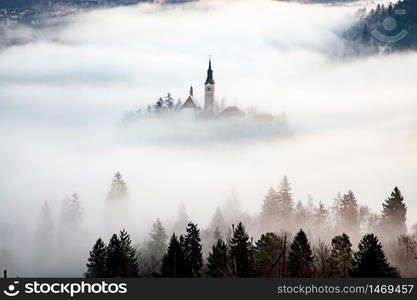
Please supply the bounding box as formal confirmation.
[106,172,128,202]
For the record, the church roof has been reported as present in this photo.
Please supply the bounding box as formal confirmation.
[220,106,245,117]
[205,58,215,85]
[182,86,200,109]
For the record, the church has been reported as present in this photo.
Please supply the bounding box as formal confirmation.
[149,58,245,119]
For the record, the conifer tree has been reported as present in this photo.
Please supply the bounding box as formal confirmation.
[147,218,168,274]
[161,234,187,277]
[210,206,227,236]
[338,191,359,234]
[330,233,352,277]
[60,193,83,228]
[351,233,399,277]
[85,238,107,277]
[254,232,282,277]
[229,222,253,277]
[381,187,407,235]
[276,176,294,218]
[172,202,189,235]
[207,239,231,278]
[106,172,128,202]
[260,188,278,228]
[105,233,123,277]
[119,229,139,277]
[288,229,314,277]
[183,222,203,277]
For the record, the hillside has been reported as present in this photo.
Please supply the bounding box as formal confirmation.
[345,0,417,54]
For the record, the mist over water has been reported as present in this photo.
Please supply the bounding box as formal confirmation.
[0,0,416,276]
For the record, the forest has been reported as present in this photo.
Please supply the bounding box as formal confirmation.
[80,173,416,278]
[346,0,417,53]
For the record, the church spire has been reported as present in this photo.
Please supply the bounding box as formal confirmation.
[205,56,215,85]
[190,85,193,96]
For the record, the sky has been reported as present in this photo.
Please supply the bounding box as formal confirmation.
[0,0,416,263]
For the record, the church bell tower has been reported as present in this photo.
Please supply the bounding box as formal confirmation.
[204,57,216,114]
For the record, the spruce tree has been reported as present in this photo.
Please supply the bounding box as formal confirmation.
[183,222,203,277]
[210,206,227,236]
[105,234,123,277]
[229,222,253,277]
[288,229,314,277]
[338,191,359,234]
[161,234,187,277]
[254,232,282,277]
[147,218,168,274]
[207,239,231,278]
[351,233,399,277]
[60,193,83,228]
[119,229,139,277]
[330,233,352,277]
[106,172,128,202]
[85,238,107,277]
[260,188,278,228]
[381,187,407,235]
[276,176,294,218]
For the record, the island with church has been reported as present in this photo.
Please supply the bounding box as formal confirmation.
[123,58,289,141]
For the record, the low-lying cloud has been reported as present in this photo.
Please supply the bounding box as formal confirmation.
[0,0,416,276]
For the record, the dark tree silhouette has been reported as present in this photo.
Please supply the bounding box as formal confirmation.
[229,222,253,277]
[330,233,352,277]
[105,234,123,277]
[85,238,107,277]
[183,222,203,277]
[351,233,399,277]
[254,232,283,277]
[207,238,231,278]
[119,229,139,277]
[381,187,407,235]
[288,229,314,277]
[161,233,187,277]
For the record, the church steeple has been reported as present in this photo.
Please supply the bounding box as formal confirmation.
[205,56,215,85]
[190,85,193,96]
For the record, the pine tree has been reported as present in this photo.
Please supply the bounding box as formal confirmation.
[351,233,399,277]
[207,239,231,277]
[254,232,283,277]
[172,202,189,235]
[147,218,168,274]
[183,222,203,277]
[60,193,83,228]
[260,188,278,228]
[381,187,407,235]
[105,234,123,277]
[85,238,107,277]
[119,229,139,277]
[106,172,128,202]
[288,229,314,277]
[209,206,227,237]
[338,191,359,234]
[229,222,253,277]
[161,234,187,277]
[330,233,352,277]
[276,176,294,219]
